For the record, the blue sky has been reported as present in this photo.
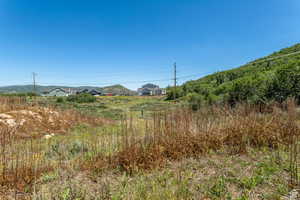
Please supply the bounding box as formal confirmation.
[0,0,299,90]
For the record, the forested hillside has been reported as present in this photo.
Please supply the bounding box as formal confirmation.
[168,43,300,106]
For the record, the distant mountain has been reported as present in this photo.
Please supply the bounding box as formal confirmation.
[0,85,56,94]
[102,84,137,96]
[0,84,137,96]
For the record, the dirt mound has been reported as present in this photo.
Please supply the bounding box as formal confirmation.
[0,107,111,139]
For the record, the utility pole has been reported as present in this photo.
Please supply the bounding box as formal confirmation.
[173,62,177,100]
[32,72,37,93]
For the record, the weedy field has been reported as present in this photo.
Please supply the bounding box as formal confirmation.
[0,96,299,200]
[40,96,173,120]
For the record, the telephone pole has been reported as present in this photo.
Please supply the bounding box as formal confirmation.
[32,72,37,93]
[173,62,177,100]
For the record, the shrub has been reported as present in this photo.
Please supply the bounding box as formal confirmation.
[185,92,204,110]
[67,93,97,103]
[166,87,183,100]
[56,97,64,103]
[267,64,300,103]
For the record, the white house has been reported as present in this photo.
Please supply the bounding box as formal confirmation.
[43,88,70,97]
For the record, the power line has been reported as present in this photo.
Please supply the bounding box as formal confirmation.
[34,71,214,86]
[36,78,174,86]
[37,68,172,79]
[13,49,300,88]
[12,73,203,86]
[177,72,214,80]
[176,50,300,81]
[35,72,211,86]
[248,50,300,65]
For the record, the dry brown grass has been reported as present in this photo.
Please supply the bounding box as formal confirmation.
[0,127,52,196]
[0,97,28,115]
[83,100,300,176]
[0,97,113,195]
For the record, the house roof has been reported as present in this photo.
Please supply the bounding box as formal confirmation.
[77,89,101,94]
[45,88,68,94]
[78,89,89,93]
[142,83,159,89]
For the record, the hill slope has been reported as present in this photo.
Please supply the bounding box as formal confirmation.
[168,43,300,105]
[101,84,137,96]
[0,85,137,96]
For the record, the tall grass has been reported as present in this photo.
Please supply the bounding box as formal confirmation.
[110,101,299,172]
[0,96,299,196]
[0,96,27,113]
[79,100,300,182]
[0,126,53,195]
[0,96,111,196]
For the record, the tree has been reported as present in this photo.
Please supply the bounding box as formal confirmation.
[267,64,300,103]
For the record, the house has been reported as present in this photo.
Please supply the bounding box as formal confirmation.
[138,88,152,96]
[137,84,166,96]
[76,89,102,96]
[88,89,102,96]
[43,88,70,97]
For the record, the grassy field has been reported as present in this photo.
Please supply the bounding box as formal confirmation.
[40,96,174,120]
[0,96,299,199]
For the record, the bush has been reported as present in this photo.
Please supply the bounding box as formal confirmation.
[185,92,204,111]
[166,87,183,100]
[56,97,64,103]
[266,64,300,103]
[67,93,97,103]
[206,93,219,105]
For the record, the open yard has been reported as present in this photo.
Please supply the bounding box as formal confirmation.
[0,96,299,199]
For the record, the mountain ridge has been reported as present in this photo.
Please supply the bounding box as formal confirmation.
[0,84,137,96]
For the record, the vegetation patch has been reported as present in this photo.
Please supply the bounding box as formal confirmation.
[0,96,298,199]
[67,93,97,103]
[167,43,300,107]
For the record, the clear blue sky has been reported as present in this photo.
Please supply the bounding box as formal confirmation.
[0,0,299,90]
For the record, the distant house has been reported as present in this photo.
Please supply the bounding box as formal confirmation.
[77,89,102,96]
[90,90,101,96]
[76,89,88,94]
[137,84,166,96]
[138,88,152,96]
[43,88,70,97]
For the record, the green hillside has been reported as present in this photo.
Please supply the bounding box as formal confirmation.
[167,43,300,106]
